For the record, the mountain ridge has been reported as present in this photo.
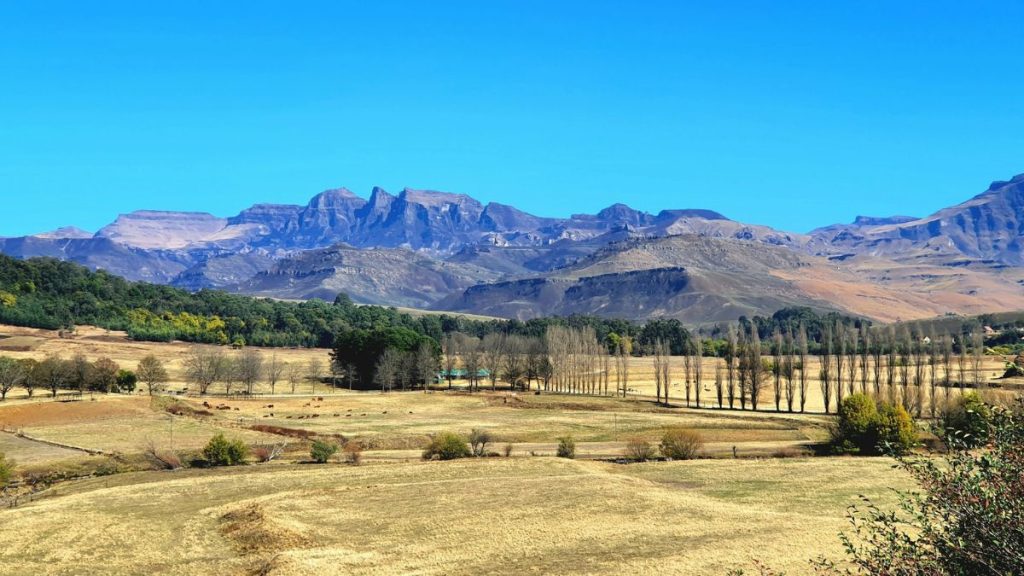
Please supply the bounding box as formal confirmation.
[4,173,1024,324]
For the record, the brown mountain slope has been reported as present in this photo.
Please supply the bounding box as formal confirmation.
[439,235,1024,323]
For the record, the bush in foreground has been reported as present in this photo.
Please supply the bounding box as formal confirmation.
[556,436,575,459]
[202,433,249,466]
[422,432,471,461]
[310,439,339,463]
[660,427,703,460]
[815,398,1024,575]
[832,393,916,455]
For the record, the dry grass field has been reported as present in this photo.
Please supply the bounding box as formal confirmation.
[0,457,912,576]
[0,324,1012,575]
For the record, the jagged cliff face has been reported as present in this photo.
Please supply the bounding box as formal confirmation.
[4,173,1024,323]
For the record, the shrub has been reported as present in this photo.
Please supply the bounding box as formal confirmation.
[940,391,992,448]
[874,402,917,456]
[203,433,249,466]
[624,437,655,462]
[422,432,471,461]
[834,393,880,454]
[660,428,703,460]
[342,441,363,465]
[310,439,339,463]
[0,452,14,487]
[115,369,137,393]
[468,428,493,457]
[832,394,917,456]
[503,443,514,457]
[556,436,576,459]
[815,398,1024,575]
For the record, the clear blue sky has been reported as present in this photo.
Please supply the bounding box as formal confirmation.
[2,1,1023,236]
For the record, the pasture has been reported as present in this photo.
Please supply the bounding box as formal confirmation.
[0,323,1008,575]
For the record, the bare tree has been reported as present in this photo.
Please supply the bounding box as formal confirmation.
[235,348,264,395]
[714,360,724,408]
[783,329,795,412]
[265,353,285,395]
[859,324,871,394]
[692,336,703,408]
[653,339,665,405]
[0,357,27,401]
[287,362,303,394]
[374,347,403,393]
[871,328,883,397]
[898,329,912,410]
[726,326,737,409]
[834,322,846,406]
[615,338,630,397]
[525,337,547,391]
[797,323,809,413]
[136,354,169,396]
[307,357,324,395]
[886,327,898,404]
[748,326,763,411]
[928,332,939,418]
[772,328,783,412]
[941,333,954,402]
[846,325,859,398]
[501,334,526,390]
[415,341,438,391]
[481,333,503,391]
[184,347,226,395]
[460,334,482,392]
[970,330,985,390]
[820,325,834,414]
[442,333,459,389]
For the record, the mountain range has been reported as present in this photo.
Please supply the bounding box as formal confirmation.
[4,174,1024,324]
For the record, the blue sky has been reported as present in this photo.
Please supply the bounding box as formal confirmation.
[1,1,1022,236]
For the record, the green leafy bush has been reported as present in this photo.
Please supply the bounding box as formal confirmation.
[556,436,576,459]
[422,432,471,461]
[202,433,249,466]
[660,427,703,460]
[310,439,339,463]
[832,393,917,455]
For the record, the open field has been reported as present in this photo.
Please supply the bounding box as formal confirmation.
[0,324,1010,575]
[0,456,912,576]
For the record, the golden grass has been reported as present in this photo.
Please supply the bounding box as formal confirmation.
[0,457,911,576]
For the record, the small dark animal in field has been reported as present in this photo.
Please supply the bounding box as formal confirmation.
[408,411,413,414]
[345,414,351,417]
[347,409,352,412]
[268,413,274,417]
[202,401,212,408]
[382,411,387,414]
[234,408,239,411]
[264,404,274,409]
[333,413,340,417]
[316,396,324,402]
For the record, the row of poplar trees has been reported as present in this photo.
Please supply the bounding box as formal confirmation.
[435,322,986,416]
